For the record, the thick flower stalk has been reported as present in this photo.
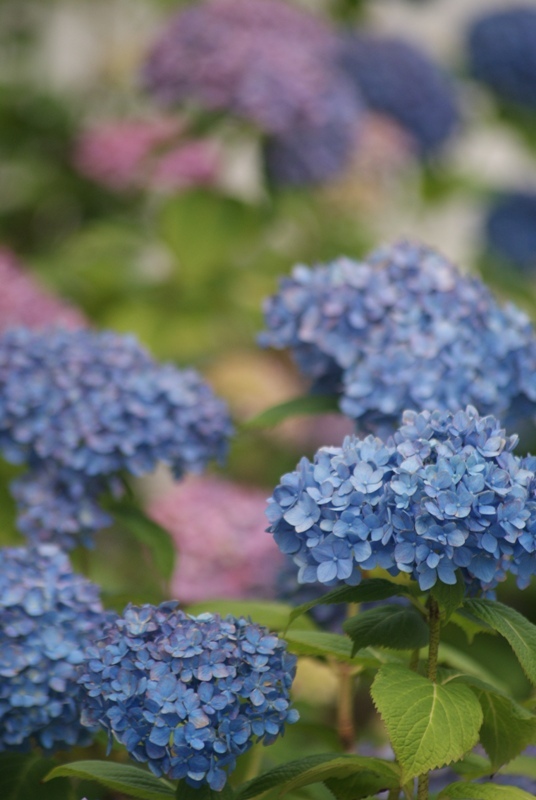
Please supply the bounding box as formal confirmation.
[338,34,459,156]
[266,406,536,592]
[260,240,536,431]
[79,602,298,790]
[468,7,536,110]
[0,545,109,753]
[0,328,233,548]
[484,190,536,273]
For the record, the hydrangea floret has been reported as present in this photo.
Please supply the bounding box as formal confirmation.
[0,327,233,547]
[260,240,536,431]
[266,406,536,592]
[0,544,109,753]
[78,602,298,790]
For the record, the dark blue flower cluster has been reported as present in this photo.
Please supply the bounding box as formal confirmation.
[260,240,536,431]
[338,34,459,156]
[0,544,108,753]
[79,602,298,790]
[484,191,536,273]
[0,327,232,548]
[468,7,536,110]
[266,407,536,592]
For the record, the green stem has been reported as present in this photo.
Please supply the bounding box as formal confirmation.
[337,662,355,751]
[416,596,441,800]
[409,648,420,671]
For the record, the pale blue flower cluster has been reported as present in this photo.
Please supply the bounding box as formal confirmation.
[468,7,536,110]
[260,241,536,431]
[0,327,232,547]
[266,407,536,592]
[0,544,108,753]
[79,602,298,790]
[338,34,459,155]
[484,191,536,274]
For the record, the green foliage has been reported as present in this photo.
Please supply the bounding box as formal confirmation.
[45,760,176,800]
[0,754,71,800]
[472,687,536,770]
[245,395,340,428]
[235,754,345,800]
[186,600,316,632]
[431,573,466,622]
[343,604,429,654]
[287,578,412,628]
[276,755,400,797]
[283,629,402,666]
[463,599,536,685]
[175,781,234,800]
[438,783,535,799]
[109,499,176,583]
[371,664,483,781]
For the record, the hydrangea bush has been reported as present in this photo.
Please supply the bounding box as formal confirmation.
[4,240,536,800]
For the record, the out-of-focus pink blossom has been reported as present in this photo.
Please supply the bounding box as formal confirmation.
[0,249,86,333]
[73,118,182,191]
[150,140,220,191]
[73,117,220,193]
[147,475,284,603]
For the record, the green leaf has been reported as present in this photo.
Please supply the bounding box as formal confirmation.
[463,599,536,685]
[431,572,466,621]
[436,643,509,694]
[449,609,495,644]
[471,687,536,769]
[235,754,343,800]
[278,756,400,796]
[371,663,483,781]
[343,605,429,654]
[111,501,176,582]
[186,601,316,632]
[287,578,411,628]
[283,629,401,666]
[0,754,71,800]
[439,782,535,799]
[245,394,340,428]
[44,760,175,800]
[502,753,536,779]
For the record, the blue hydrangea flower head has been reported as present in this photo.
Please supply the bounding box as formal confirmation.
[468,7,536,110]
[0,327,233,547]
[141,0,361,144]
[484,191,536,273]
[260,240,536,431]
[79,602,298,790]
[267,406,536,593]
[0,544,109,753]
[338,34,459,155]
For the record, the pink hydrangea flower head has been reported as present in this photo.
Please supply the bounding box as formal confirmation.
[149,139,220,191]
[0,249,85,333]
[73,117,182,191]
[147,475,284,603]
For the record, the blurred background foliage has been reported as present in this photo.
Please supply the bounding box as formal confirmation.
[2,0,536,795]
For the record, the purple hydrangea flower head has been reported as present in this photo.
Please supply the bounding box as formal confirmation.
[468,7,536,110]
[484,191,536,273]
[260,240,536,432]
[141,0,361,140]
[266,406,536,593]
[0,544,109,753]
[338,34,459,155]
[0,328,233,548]
[79,602,298,790]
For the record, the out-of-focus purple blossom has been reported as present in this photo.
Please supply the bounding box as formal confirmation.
[141,0,361,153]
[484,191,536,273]
[263,85,360,186]
[79,602,298,790]
[338,34,459,156]
[260,240,536,432]
[267,406,536,593]
[73,117,220,194]
[0,544,108,753]
[0,328,232,547]
[147,475,284,603]
[468,7,536,110]
[0,249,85,333]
